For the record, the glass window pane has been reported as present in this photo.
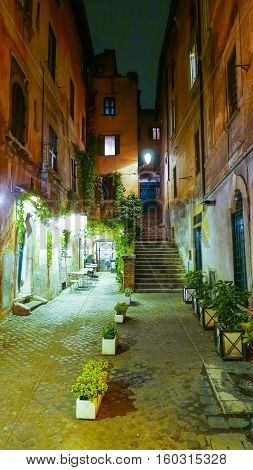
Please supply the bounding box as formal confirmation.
[104,136,116,156]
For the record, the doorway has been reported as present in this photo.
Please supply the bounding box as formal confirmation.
[231,190,247,290]
[96,240,114,271]
[194,226,202,270]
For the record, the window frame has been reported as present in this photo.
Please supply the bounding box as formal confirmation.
[227,45,238,118]
[104,97,116,116]
[99,135,120,156]
[11,82,26,145]
[49,124,58,171]
[70,157,77,193]
[189,39,198,88]
[70,78,75,121]
[48,23,56,81]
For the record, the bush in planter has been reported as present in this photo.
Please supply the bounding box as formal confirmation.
[71,359,109,419]
[102,322,118,355]
[184,270,206,303]
[114,302,128,323]
[213,280,250,360]
[241,317,253,360]
[198,283,218,329]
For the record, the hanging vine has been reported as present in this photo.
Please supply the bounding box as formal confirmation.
[73,137,96,214]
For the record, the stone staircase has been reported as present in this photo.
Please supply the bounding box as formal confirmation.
[134,240,185,292]
[135,209,185,293]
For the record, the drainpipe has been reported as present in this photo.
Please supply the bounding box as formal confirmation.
[197,0,206,197]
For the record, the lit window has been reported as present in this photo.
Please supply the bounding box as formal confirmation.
[150,127,160,140]
[190,41,198,87]
[105,136,116,155]
[104,97,115,115]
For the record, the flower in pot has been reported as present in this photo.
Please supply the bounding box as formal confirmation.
[124,287,133,305]
[102,322,118,355]
[71,359,108,420]
[213,280,250,360]
[184,270,205,304]
[114,301,128,323]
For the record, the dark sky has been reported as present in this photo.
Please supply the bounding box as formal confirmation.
[85,0,170,108]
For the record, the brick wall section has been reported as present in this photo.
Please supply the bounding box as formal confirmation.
[122,255,135,291]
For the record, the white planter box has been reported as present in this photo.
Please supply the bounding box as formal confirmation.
[183,286,196,303]
[76,394,103,420]
[125,296,131,305]
[114,313,125,324]
[102,335,118,355]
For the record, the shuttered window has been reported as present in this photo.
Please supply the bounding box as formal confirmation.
[98,135,120,156]
[104,97,116,115]
[227,46,238,117]
[49,125,58,171]
[195,129,201,175]
[11,82,26,145]
[48,24,56,80]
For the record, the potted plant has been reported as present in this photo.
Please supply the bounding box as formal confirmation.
[213,280,250,360]
[124,287,133,305]
[198,282,218,329]
[241,303,253,360]
[71,359,108,420]
[102,322,118,355]
[114,301,128,323]
[183,270,204,304]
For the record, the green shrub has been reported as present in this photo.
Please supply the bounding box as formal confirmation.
[71,359,108,401]
[124,288,133,297]
[213,280,250,330]
[102,322,118,339]
[185,270,205,290]
[241,319,253,346]
[114,302,128,315]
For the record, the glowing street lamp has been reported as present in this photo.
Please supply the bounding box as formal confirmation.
[144,152,152,165]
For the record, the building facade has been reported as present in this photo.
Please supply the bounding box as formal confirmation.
[92,49,139,199]
[0,0,94,318]
[158,0,253,291]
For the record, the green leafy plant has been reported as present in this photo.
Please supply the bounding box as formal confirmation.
[114,302,128,315]
[213,280,250,330]
[124,288,133,297]
[73,141,96,214]
[17,199,25,252]
[60,230,71,257]
[102,322,118,339]
[47,229,53,268]
[185,270,208,298]
[71,359,108,401]
[241,319,253,346]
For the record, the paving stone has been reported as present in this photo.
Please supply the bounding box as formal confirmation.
[0,273,252,450]
[227,418,250,429]
[207,417,229,430]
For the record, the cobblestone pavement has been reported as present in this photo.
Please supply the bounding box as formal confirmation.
[0,273,253,450]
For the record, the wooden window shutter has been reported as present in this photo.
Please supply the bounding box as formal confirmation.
[98,135,105,155]
[115,135,120,155]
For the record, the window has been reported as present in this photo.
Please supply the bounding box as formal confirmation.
[71,157,77,192]
[17,0,28,9]
[34,100,38,130]
[173,166,177,198]
[81,115,86,143]
[49,125,57,171]
[102,175,114,200]
[11,83,26,145]
[190,40,198,87]
[70,79,75,120]
[149,127,160,140]
[202,0,209,33]
[171,58,175,91]
[227,46,238,117]
[36,2,40,30]
[194,129,201,175]
[171,100,176,134]
[48,24,56,80]
[98,135,120,156]
[104,97,115,115]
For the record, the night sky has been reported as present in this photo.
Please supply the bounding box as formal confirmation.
[85,0,170,108]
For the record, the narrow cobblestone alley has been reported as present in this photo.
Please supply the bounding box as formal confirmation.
[0,273,252,450]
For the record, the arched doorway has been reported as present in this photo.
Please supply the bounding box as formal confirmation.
[231,190,247,290]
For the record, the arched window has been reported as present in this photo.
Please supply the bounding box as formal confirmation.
[11,82,26,145]
[234,189,243,212]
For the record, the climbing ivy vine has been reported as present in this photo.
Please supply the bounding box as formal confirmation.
[47,229,53,268]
